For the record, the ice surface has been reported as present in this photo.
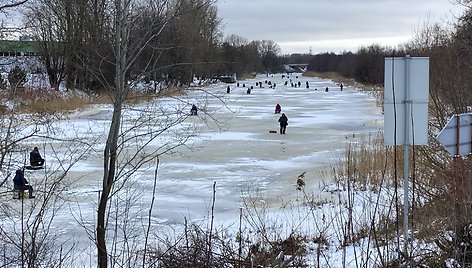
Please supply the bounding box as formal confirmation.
[2,73,383,265]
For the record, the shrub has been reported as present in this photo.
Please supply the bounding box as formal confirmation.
[8,66,27,88]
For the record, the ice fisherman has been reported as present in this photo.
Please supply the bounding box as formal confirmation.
[278,113,288,135]
[190,104,198,116]
[30,147,45,167]
[13,169,34,198]
[275,103,281,114]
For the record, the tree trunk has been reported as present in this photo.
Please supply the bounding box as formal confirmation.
[97,95,123,267]
[97,0,127,267]
[97,102,121,267]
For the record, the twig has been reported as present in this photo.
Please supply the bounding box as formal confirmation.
[142,157,159,267]
[207,181,216,266]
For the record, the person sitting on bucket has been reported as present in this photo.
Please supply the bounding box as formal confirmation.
[13,169,34,198]
[275,103,281,114]
[190,104,198,116]
[30,147,45,167]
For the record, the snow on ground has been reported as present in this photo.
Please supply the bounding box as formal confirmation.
[2,73,385,266]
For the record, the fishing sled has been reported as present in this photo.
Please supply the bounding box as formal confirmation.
[25,165,44,170]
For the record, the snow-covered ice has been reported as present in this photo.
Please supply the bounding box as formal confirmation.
[1,73,384,266]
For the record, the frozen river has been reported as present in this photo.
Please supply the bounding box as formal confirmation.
[63,73,382,226]
[3,73,383,263]
[150,74,383,225]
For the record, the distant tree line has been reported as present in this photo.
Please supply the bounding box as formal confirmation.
[15,0,472,114]
[304,46,394,86]
[20,0,284,92]
[15,0,428,92]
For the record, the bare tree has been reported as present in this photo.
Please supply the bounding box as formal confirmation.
[24,0,67,90]
[0,1,29,41]
[93,1,221,267]
[25,0,111,91]
[253,40,281,74]
[174,0,221,83]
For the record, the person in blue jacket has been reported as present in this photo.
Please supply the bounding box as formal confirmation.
[13,169,34,198]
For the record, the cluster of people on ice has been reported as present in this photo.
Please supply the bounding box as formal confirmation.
[189,74,346,135]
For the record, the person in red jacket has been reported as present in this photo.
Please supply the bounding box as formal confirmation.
[275,103,281,114]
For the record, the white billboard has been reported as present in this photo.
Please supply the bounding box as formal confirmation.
[384,56,429,145]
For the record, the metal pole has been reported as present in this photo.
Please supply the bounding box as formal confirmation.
[454,115,461,262]
[456,115,460,157]
[403,55,411,265]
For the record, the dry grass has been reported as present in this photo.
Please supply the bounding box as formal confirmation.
[335,126,469,264]
[307,70,470,264]
[237,73,257,81]
[334,132,405,190]
[0,86,187,115]
[26,94,89,114]
[0,88,87,114]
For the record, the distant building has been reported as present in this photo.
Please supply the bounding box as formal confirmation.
[283,64,309,73]
[0,38,44,75]
[217,73,237,83]
[0,39,42,57]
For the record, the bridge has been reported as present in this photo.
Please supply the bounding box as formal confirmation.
[283,64,309,73]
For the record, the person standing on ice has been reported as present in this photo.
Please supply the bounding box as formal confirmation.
[278,113,288,135]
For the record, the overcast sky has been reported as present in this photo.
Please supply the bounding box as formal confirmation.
[217,0,465,55]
